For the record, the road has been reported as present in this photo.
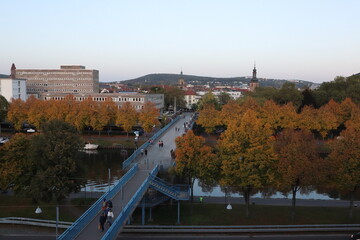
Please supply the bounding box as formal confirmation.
[0,233,352,240]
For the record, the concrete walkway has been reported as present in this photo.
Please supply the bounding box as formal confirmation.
[74,113,193,240]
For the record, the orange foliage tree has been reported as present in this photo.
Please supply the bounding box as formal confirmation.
[7,98,28,130]
[327,127,360,218]
[116,102,138,137]
[219,109,276,217]
[138,102,159,134]
[196,104,221,134]
[274,129,323,220]
[174,130,217,202]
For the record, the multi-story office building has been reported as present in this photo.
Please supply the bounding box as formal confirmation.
[13,64,99,96]
[41,92,164,112]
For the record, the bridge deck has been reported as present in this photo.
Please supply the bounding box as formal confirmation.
[75,113,192,240]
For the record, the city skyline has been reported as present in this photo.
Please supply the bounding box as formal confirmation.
[1,0,359,83]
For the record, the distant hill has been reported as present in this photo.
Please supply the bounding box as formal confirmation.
[112,73,317,89]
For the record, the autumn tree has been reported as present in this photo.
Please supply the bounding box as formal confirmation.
[138,102,159,134]
[117,102,138,137]
[7,98,27,130]
[196,104,221,134]
[219,109,276,217]
[174,130,218,202]
[274,129,322,220]
[326,127,360,218]
[219,100,243,127]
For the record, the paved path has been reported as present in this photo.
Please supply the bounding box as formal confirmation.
[74,113,193,240]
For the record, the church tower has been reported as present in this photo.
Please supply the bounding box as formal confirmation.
[10,63,16,79]
[249,63,259,92]
[178,69,186,88]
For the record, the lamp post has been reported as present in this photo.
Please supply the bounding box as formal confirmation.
[35,206,42,214]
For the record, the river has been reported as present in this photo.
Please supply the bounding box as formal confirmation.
[80,149,337,200]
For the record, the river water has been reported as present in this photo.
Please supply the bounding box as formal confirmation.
[80,149,337,200]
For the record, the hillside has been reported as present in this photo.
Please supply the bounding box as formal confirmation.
[117,73,317,89]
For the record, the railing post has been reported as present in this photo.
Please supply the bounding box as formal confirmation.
[177,200,180,224]
[141,197,145,225]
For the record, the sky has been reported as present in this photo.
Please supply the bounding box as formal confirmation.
[0,0,359,83]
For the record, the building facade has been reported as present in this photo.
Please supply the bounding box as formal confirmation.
[0,66,27,102]
[41,92,164,112]
[13,64,99,96]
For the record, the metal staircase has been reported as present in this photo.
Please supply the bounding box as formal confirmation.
[148,176,190,201]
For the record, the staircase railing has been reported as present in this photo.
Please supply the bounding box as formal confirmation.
[149,177,190,201]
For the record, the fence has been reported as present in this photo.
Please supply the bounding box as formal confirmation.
[57,164,139,240]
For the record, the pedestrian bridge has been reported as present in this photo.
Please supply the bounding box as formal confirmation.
[58,113,195,240]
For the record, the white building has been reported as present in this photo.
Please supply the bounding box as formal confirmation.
[184,90,201,109]
[0,74,27,102]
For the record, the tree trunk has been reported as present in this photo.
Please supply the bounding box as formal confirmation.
[291,185,297,222]
[349,190,355,219]
[244,186,251,218]
[190,176,195,202]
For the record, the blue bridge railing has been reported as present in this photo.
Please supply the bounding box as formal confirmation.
[101,165,160,240]
[57,164,139,240]
[122,116,180,169]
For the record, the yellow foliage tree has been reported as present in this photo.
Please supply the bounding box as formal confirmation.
[138,102,159,133]
[116,102,138,137]
[219,109,276,217]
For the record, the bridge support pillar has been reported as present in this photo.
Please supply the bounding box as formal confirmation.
[142,197,146,225]
[177,200,180,224]
[148,207,153,222]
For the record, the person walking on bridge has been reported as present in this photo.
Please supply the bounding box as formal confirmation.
[99,212,106,232]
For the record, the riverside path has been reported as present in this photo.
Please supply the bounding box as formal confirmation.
[63,113,193,240]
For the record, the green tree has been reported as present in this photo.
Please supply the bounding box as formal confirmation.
[274,82,303,109]
[314,75,360,106]
[197,91,219,110]
[0,95,8,122]
[15,120,85,203]
[218,92,232,106]
[0,133,31,191]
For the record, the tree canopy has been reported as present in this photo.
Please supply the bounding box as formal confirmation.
[1,120,86,203]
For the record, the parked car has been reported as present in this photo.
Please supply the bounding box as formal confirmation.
[0,137,9,144]
[350,232,360,240]
[25,128,36,133]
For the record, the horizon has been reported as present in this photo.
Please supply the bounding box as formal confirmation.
[1,0,359,84]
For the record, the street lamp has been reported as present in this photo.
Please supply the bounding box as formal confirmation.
[35,206,42,214]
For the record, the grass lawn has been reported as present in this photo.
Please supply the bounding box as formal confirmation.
[131,202,360,225]
[0,195,96,222]
[82,135,146,148]
[2,195,360,225]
